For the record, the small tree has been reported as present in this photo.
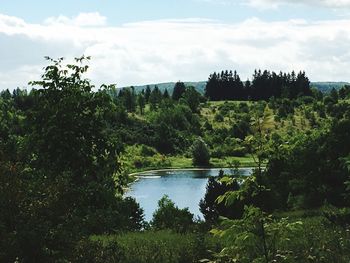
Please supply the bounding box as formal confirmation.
[151,195,194,233]
[192,137,210,166]
[183,86,201,113]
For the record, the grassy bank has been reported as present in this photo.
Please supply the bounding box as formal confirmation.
[123,151,256,176]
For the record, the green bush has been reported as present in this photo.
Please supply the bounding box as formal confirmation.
[192,137,210,166]
[210,208,350,263]
[214,112,224,122]
[151,195,195,233]
[133,157,151,168]
[73,238,124,263]
[140,144,157,156]
[91,231,219,263]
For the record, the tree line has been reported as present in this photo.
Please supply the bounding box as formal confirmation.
[205,69,312,101]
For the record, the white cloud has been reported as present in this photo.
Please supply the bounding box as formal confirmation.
[198,0,350,9]
[0,13,350,90]
[44,12,107,26]
[246,0,350,9]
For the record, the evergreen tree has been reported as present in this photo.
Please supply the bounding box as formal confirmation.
[163,88,170,99]
[145,85,151,103]
[149,86,162,110]
[137,93,145,114]
[172,81,186,100]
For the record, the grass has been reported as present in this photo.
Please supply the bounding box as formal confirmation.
[169,155,256,168]
[90,231,220,263]
[127,155,257,177]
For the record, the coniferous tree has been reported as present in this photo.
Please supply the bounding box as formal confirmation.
[172,81,186,101]
[137,94,145,114]
[205,69,312,101]
[149,86,162,110]
[145,85,151,103]
[163,88,170,99]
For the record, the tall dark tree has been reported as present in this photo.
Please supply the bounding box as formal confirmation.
[137,93,145,114]
[205,69,312,101]
[163,88,170,99]
[145,85,151,103]
[149,85,162,110]
[172,81,186,101]
[200,174,240,223]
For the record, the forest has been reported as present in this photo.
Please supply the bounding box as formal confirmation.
[1,57,350,262]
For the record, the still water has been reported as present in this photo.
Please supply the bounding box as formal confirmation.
[126,168,253,222]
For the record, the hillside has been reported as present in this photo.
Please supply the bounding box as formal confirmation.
[310,82,350,93]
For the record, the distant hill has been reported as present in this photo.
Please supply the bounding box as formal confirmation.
[122,81,207,95]
[310,82,349,93]
[122,81,349,95]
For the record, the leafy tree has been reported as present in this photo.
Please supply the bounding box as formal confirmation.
[192,137,210,166]
[0,57,145,262]
[151,195,194,233]
[182,86,201,113]
[200,174,240,223]
[208,206,304,263]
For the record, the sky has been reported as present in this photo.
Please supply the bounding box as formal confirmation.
[1,0,350,90]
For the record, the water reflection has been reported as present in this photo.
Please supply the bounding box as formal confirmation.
[126,168,253,221]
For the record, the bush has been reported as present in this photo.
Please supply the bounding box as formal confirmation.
[214,113,224,122]
[91,231,220,263]
[73,238,124,263]
[151,195,195,233]
[191,137,210,166]
[140,145,157,156]
[133,157,151,168]
[210,208,350,263]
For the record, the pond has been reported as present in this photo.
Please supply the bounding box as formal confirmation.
[126,168,253,222]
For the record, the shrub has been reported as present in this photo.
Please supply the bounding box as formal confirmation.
[140,145,157,156]
[151,195,195,233]
[191,137,210,166]
[91,231,220,263]
[73,238,124,263]
[214,112,224,122]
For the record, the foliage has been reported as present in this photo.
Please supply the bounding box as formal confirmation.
[192,137,211,166]
[200,173,240,223]
[207,207,350,263]
[89,231,220,263]
[1,58,350,262]
[205,70,311,101]
[172,81,186,100]
[151,195,195,233]
[73,238,124,263]
[264,118,350,210]
[0,57,144,262]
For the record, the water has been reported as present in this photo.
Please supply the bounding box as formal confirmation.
[126,168,253,222]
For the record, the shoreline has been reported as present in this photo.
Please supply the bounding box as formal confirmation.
[128,166,256,177]
[124,166,257,193]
